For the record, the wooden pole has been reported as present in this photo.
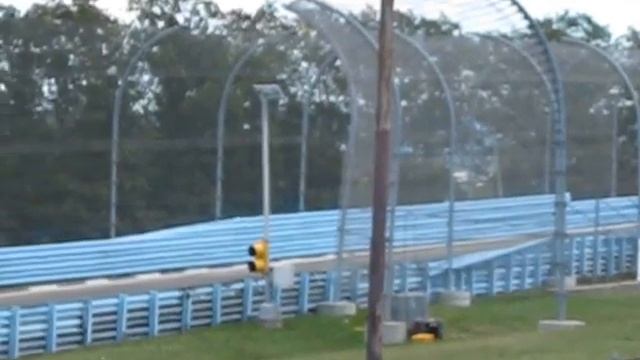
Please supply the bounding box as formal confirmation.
[366,1,395,359]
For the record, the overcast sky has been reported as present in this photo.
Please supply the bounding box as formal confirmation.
[7,0,639,36]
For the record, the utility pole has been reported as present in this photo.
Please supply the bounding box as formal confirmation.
[367,1,395,359]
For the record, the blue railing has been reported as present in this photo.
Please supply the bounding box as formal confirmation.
[0,232,635,359]
[0,194,637,288]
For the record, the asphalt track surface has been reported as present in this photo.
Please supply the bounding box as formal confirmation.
[0,223,635,307]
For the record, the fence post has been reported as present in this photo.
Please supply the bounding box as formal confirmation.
[422,263,431,296]
[350,269,360,303]
[594,200,601,278]
[489,260,497,296]
[83,301,93,346]
[46,304,57,354]
[619,237,627,274]
[506,254,514,293]
[212,285,222,326]
[593,235,601,278]
[399,264,409,293]
[458,269,465,292]
[325,271,337,302]
[181,291,192,333]
[535,245,543,287]
[116,294,127,342]
[149,291,159,337]
[607,237,615,278]
[242,278,253,322]
[9,307,19,360]
[298,273,310,314]
[636,237,640,282]
[568,235,576,277]
[520,251,528,290]
[579,237,587,276]
[273,285,282,307]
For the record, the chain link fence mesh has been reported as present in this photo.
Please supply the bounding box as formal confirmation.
[551,40,633,199]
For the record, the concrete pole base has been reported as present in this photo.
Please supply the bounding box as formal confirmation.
[364,321,408,345]
[316,301,357,317]
[546,276,578,291]
[388,292,430,325]
[258,303,283,329]
[538,320,586,333]
[562,276,578,290]
[383,321,408,345]
[437,291,472,307]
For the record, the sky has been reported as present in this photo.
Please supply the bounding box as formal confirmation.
[6,0,639,36]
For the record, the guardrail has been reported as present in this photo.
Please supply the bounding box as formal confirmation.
[0,194,554,287]
[0,195,637,287]
[0,194,637,288]
[0,231,635,359]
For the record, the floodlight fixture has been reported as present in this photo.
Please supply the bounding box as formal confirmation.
[253,83,285,100]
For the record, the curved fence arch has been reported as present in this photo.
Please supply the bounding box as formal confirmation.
[288,0,567,302]
[422,31,559,289]
[618,49,640,227]
[288,0,404,301]
[109,25,183,238]
[476,34,556,193]
[298,54,339,212]
[393,31,459,286]
[423,36,554,202]
[560,38,640,199]
[551,40,638,199]
[214,31,297,219]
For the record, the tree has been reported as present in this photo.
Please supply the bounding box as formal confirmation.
[0,0,122,244]
[538,11,612,45]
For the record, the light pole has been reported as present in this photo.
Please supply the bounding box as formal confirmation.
[253,83,285,242]
[253,83,285,328]
[215,31,294,220]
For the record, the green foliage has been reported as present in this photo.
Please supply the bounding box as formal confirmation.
[539,11,612,44]
[0,0,121,244]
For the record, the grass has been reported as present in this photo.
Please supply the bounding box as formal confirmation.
[30,288,640,360]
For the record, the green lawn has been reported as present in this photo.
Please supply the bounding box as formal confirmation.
[30,289,640,360]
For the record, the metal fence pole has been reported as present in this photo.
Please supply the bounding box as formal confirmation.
[109,26,180,238]
[594,199,601,278]
[299,55,337,212]
[476,34,556,195]
[214,32,293,219]
[394,31,458,292]
[446,148,456,290]
[611,106,619,197]
[327,6,404,304]
[561,38,640,201]
[494,141,504,197]
[507,0,569,322]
